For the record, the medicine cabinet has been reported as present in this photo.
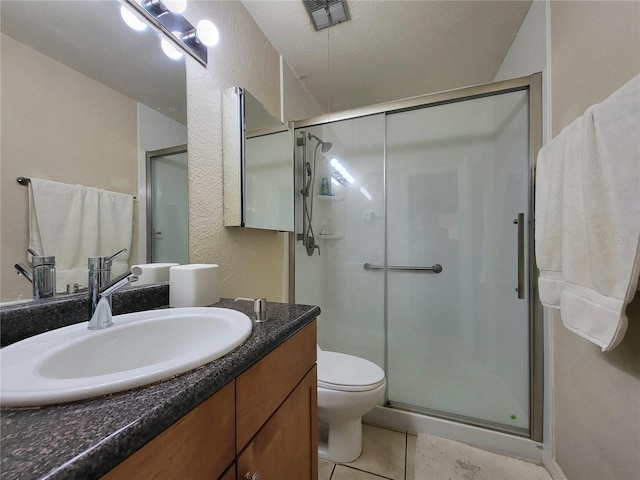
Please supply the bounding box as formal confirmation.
[222,87,294,231]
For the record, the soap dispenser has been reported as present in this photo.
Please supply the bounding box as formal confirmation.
[235,297,268,322]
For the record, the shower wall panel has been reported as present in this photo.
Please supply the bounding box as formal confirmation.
[294,115,386,369]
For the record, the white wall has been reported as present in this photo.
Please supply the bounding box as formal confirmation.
[549,2,640,479]
[281,58,323,122]
[496,2,640,478]
[494,1,547,83]
[184,1,286,302]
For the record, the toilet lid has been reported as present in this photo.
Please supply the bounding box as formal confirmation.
[317,351,385,392]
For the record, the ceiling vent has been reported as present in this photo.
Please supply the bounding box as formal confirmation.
[303,0,350,31]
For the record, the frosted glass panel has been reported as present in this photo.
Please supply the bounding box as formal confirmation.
[151,152,188,264]
[294,115,386,369]
[385,90,530,430]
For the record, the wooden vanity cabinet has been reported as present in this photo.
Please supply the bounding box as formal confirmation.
[236,322,317,480]
[102,381,236,480]
[103,321,317,480]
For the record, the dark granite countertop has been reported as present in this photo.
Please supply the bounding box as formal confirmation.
[0,298,320,480]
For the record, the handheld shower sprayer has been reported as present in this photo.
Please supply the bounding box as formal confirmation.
[301,162,312,197]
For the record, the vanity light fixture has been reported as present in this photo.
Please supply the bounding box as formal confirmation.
[183,19,220,47]
[121,0,218,66]
[120,5,148,31]
[160,35,184,60]
[303,0,350,31]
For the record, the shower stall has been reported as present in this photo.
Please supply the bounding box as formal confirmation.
[293,75,543,446]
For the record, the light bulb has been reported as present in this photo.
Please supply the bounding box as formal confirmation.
[120,5,147,31]
[160,37,183,60]
[162,0,187,14]
[196,19,219,47]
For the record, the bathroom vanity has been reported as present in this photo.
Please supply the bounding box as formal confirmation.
[0,292,319,480]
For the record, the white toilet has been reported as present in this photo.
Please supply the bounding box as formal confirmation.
[316,346,386,463]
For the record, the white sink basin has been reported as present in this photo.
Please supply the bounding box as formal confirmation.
[0,307,252,407]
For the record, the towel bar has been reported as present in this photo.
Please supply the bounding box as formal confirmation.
[17,177,137,200]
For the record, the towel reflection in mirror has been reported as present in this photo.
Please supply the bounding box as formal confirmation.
[28,178,134,294]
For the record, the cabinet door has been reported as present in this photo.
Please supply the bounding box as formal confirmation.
[237,366,318,480]
[236,321,316,452]
[220,463,236,480]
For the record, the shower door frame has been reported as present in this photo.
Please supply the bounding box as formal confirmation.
[291,73,543,442]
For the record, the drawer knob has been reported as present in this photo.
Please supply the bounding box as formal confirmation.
[244,472,261,480]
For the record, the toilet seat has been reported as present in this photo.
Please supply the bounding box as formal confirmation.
[317,351,385,392]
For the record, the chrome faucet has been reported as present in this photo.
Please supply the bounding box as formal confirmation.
[88,248,130,318]
[14,249,56,300]
[88,269,138,329]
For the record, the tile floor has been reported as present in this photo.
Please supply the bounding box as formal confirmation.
[319,424,417,480]
[318,424,550,480]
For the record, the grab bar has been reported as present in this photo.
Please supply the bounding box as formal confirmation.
[514,213,525,299]
[363,263,443,273]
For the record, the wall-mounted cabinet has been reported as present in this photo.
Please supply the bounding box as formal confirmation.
[223,87,294,232]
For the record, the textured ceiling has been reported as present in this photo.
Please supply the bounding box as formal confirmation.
[242,0,532,114]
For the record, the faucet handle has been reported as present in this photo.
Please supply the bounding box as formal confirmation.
[88,248,127,271]
[106,248,127,264]
[32,255,55,267]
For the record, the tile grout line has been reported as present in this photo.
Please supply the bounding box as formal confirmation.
[339,465,395,479]
[329,462,336,480]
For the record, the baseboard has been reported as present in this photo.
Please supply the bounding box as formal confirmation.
[365,406,543,463]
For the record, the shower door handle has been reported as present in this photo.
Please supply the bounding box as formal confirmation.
[514,213,525,299]
[363,263,443,273]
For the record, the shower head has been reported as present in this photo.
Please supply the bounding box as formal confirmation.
[308,133,333,153]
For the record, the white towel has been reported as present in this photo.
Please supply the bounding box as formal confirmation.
[535,117,582,308]
[28,179,133,292]
[535,74,640,351]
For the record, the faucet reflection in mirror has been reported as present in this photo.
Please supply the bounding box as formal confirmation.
[14,250,56,300]
[121,0,219,66]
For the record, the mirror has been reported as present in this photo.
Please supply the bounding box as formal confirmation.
[222,87,294,232]
[0,0,187,302]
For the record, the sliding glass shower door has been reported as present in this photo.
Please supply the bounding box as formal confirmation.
[385,90,530,432]
[294,76,541,438]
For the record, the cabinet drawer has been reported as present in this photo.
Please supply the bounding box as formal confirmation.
[103,381,235,480]
[236,320,317,453]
